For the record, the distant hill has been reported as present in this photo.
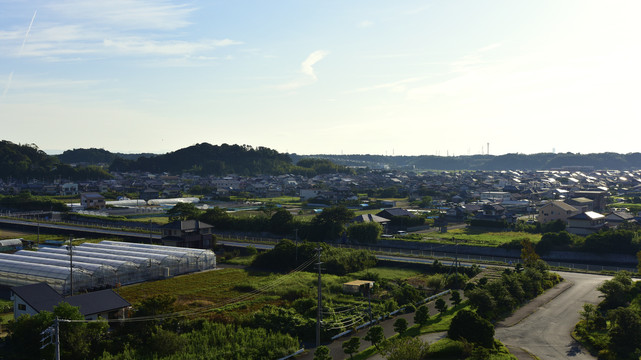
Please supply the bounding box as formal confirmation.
[56,148,153,165]
[290,152,641,170]
[109,143,293,175]
[44,143,354,177]
[107,143,353,176]
[0,141,112,181]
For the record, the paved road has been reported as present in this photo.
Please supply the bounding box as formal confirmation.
[495,271,609,360]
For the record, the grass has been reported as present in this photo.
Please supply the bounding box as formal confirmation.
[114,266,416,321]
[428,228,541,247]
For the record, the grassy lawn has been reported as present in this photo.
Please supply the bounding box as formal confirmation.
[428,228,541,247]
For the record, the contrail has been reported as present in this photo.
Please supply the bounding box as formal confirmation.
[19,9,38,56]
[2,9,37,102]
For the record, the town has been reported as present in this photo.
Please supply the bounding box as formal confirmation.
[1,146,640,360]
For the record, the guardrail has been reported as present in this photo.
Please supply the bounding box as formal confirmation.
[276,348,304,360]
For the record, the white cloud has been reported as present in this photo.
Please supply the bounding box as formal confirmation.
[301,50,329,81]
[276,50,329,90]
[358,20,374,28]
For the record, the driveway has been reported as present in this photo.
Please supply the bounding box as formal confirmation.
[495,271,609,360]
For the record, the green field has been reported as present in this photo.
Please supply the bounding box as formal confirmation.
[115,266,428,323]
[427,228,541,247]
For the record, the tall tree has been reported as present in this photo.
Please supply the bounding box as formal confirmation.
[364,325,385,350]
[342,337,360,359]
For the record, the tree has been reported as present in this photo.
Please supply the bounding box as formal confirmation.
[313,345,333,360]
[6,302,109,360]
[520,238,540,267]
[347,222,382,244]
[393,318,408,334]
[450,290,462,306]
[435,298,448,314]
[637,250,641,275]
[342,337,360,359]
[379,336,429,360]
[364,325,385,350]
[414,305,430,326]
[270,208,294,235]
[608,307,641,357]
[309,206,355,242]
[448,310,495,348]
[166,202,201,221]
[597,271,634,310]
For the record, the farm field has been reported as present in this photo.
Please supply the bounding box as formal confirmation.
[115,265,430,323]
[426,228,541,247]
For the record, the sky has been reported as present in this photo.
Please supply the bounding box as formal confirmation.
[1,0,640,156]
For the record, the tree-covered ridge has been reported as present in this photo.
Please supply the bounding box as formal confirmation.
[56,148,152,164]
[0,141,111,181]
[109,143,293,175]
[108,143,352,176]
[291,152,641,170]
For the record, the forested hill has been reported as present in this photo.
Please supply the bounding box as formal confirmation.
[109,143,292,175]
[0,141,111,181]
[56,148,152,164]
[290,152,641,170]
[108,143,353,176]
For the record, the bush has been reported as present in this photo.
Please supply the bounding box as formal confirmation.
[448,310,495,348]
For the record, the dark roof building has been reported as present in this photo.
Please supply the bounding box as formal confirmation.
[11,282,131,320]
[160,220,214,249]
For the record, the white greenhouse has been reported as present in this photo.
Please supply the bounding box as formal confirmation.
[0,258,93,295]
[0,240,216,295]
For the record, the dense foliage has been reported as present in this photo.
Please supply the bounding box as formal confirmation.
[251,239,377,275]
[0,141,111,181]
[575,272,641,360]
[0,192,69,212]
[465,260,561,320]
[109,143,294,175]
[56,148,151,164]
[199,205,359,242]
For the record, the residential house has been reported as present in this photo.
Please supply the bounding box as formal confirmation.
[566,197,594,212]
[160,220,215,249]
[572,190,608,212]
[537,200,580,224]
[566,211,606,235]
[11,282,130,320]
[605,211,636,228]
[80,192,106,210]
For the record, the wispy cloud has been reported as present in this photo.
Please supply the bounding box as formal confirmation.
[277,50,329,90]
[301,50,329,81]
[0,0,239,63]
[358,20,374,28]
[46,0,196,31]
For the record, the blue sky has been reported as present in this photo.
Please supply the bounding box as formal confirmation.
[1,0,640,156]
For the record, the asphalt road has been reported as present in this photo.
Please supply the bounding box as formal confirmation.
[495,271,609,360]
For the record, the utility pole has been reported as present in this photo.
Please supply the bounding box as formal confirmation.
[40,318,60,360]
[149,219,153,244]
[316,247,323,348]
[54,318,60,360]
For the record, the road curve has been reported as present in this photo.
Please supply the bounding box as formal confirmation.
[495,271,608,360]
